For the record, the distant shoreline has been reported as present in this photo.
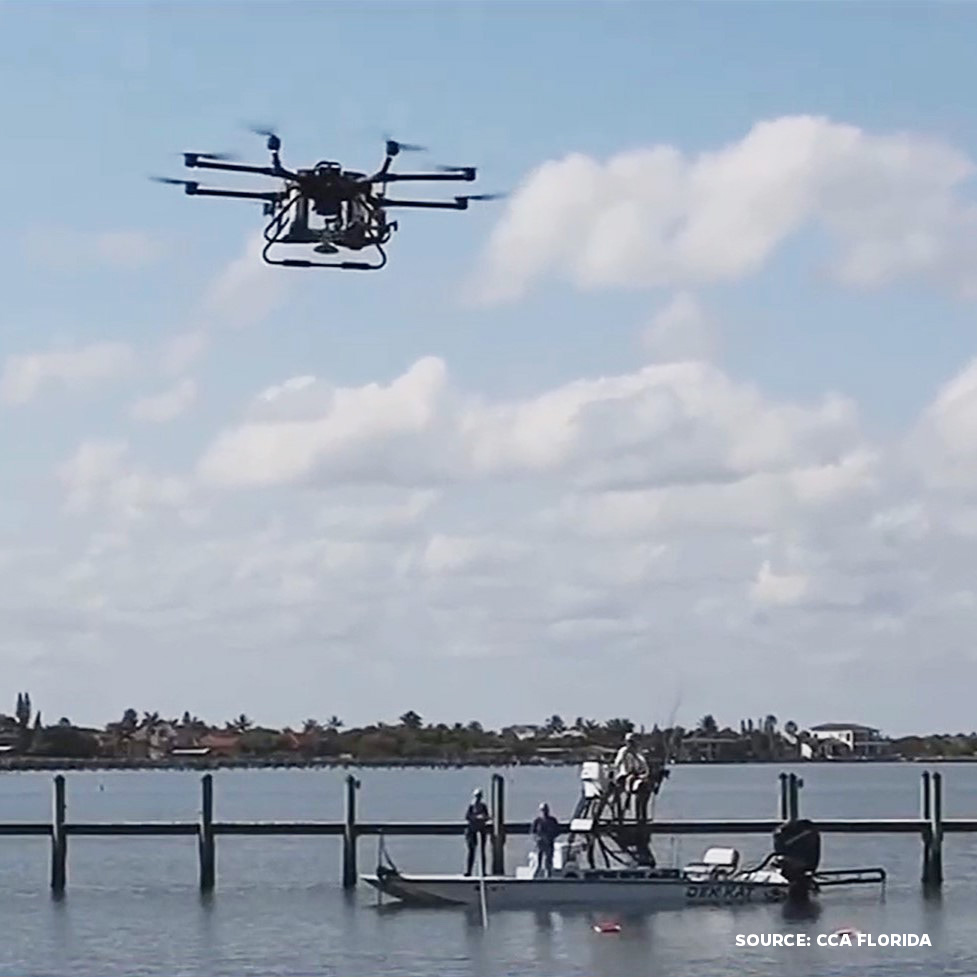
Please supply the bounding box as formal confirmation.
[0,754,957,773]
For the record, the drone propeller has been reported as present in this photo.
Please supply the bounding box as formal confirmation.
[437,165,473,173]
[384,134,427,156]
[181,151,238,162]
[150,176,196,187]
[247,123,282,152]
[461,193,506,201]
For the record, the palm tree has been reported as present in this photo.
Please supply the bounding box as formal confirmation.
[544,714,565,735]
[399,710,423,730]
[604,718,634,740]
[325,715,343,731]
[762,714,779,759]
[303,719,323,735]
[15,692,31,730]
[573,717,600,737]
[698,714,719,735]
[227,714,253,733]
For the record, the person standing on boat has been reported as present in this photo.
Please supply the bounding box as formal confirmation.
[464,788,490,876]
[531,803,561,878]
[613,732,651,821]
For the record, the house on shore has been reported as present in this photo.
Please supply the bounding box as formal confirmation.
[808,723,890,758]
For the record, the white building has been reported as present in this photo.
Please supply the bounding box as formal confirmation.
[808,723,888,757]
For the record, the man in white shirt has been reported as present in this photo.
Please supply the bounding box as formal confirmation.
[614,732,648,779]
[613,732,652,821]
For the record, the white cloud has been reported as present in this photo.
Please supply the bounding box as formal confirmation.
[197,357,450,488]
[0,342,136,405]
[7,340,977,731]
[751,560,810,606]
[130,379,197,423]
[642,292,717,361]
[200,234,289,329]
[419,533,528,575]
[472,115,977,302]
[909,356,977,491]
[58,439,190,520]
[314,490,440,537]
[195,355,861,494]
[159,331,210,376]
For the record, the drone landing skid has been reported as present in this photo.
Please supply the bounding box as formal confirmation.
[261,239,387,271]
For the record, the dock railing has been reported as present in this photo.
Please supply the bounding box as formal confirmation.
[0,769,952,893]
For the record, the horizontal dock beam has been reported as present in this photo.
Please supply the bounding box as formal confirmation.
[0,822,51,836]
[67,822,199,837]
[0,816,950,837]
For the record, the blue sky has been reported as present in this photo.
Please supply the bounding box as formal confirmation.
[2,2,977,735]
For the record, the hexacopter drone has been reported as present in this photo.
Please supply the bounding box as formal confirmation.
[153,128,500,270]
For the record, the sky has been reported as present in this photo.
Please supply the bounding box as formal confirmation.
[1,2,976,736]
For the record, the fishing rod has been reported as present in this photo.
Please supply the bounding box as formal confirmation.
[648,686,683,849]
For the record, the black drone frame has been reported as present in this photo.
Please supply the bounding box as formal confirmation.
[156,133,497,270]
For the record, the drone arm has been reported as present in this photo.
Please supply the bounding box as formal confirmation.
[186,186,284,202]
[367,171,476,185]
[381,197,470,210]
[184,157,299,180]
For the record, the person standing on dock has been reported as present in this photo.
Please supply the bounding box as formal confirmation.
[464,788,490,876]
[531,803,561,878]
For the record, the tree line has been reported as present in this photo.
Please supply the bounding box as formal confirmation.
[0,695,965,762]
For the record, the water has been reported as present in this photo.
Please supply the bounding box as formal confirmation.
[2,762,975,976]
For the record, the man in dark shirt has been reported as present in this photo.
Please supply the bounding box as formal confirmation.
[531,802,561,878]
[464,788,490,876]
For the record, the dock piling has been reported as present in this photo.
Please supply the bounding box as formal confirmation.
[920,770,944,886]
[342,773,360,889]
[921,770,932,883]
[50,774,66,894]
[928,770,944,886]
[198,773,215,892]
[788,773,803,820]
[778,772,802,820]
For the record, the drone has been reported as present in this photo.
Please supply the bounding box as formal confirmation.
[153,129,500,270]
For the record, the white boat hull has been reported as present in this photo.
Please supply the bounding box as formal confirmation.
[361,871,791,910]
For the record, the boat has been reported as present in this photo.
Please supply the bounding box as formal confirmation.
[361,758,886,911]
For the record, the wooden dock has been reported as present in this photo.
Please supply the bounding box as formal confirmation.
[0,769,955,892]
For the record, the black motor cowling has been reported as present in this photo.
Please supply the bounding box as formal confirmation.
[773,818,821,884]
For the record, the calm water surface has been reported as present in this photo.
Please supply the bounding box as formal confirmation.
[2,762,975,976]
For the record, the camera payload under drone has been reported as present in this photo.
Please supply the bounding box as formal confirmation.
[153,128,500,270]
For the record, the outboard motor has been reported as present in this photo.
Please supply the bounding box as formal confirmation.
[773,819,821,898]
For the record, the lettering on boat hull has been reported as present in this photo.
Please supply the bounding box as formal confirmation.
[684,882,787,904]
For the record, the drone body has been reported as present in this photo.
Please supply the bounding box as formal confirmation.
[155,132,498,270]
